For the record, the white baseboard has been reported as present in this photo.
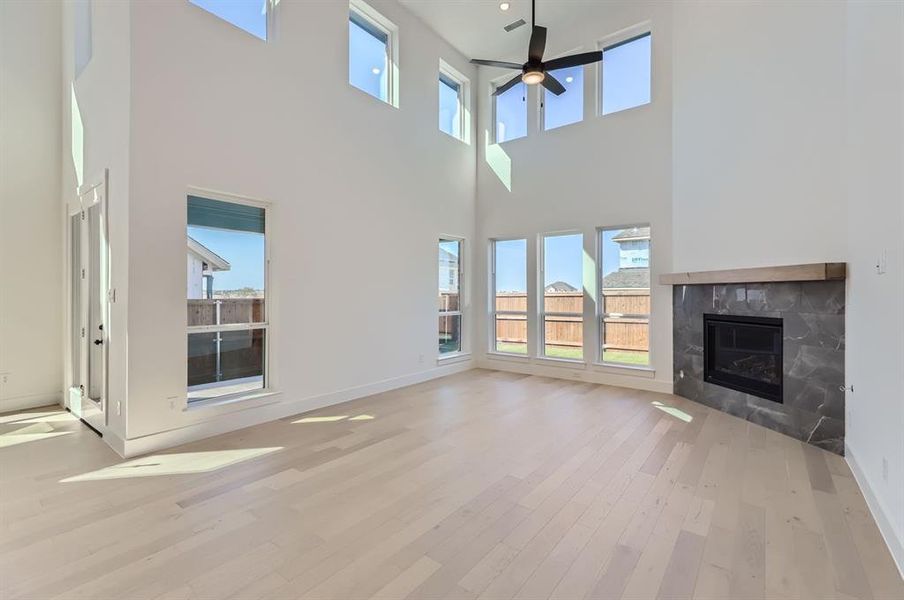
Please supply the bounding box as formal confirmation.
[476,356,674,395]
[113,360,474,458]
[0,391,62,414]
[845,442,904,578]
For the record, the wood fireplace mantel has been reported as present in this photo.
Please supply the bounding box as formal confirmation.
[659,262,846,286]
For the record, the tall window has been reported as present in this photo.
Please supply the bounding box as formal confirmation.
[438,238,463,355]
[74,0,92,78]
[541,233,583,360]
[349,2,395,105]
[439,73,462,140]
[189,0,268,41]
[543,65,584,130]
[187,195,268,402]
[601,32,651,115]
[600,226,651,366]
[491,239,527,354]
[494,81,527,143]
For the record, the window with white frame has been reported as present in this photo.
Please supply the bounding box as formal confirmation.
[601,32,651,115]
[491,239,527,354]
[439,62,469,142]
[541,233,584,360]
[438,238,463,355]
[189,0,269,41]
[543,64,584,130]
[187,194,269,402]
[349,1,397,106]
[600,225,651,366]
[493,80,527,143]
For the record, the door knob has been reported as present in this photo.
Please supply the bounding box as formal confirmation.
[93,339,103,345]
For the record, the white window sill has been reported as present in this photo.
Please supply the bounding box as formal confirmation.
[185,388,280,412]
[535,356,588,369]
[486,351,530,362]
[437,352,472,365]
[591,362,656,378]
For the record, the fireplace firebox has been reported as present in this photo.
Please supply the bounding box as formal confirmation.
[703,314,783,403]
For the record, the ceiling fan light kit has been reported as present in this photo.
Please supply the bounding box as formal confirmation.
[472,0,603,96]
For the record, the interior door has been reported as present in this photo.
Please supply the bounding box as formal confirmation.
[67,176,108,433]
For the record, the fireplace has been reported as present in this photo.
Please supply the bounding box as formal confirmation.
[704,313,783,403]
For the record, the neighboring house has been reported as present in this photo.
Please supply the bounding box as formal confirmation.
[545,281,578,293]
[187,237,230,299]
[602,227,651,290]
[438,247,459,292]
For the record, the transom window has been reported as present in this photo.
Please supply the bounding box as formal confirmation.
[601,32,652,115]
[491,239,527,355]
[189,0,269,41]
[349,1,397,106]
[600,226,651,366]
[493,80,527,143]
[541,233,584,360]
[438,238,464,355]
[543,64,584,130]
[438,63,470,142]
[187,194,269,403]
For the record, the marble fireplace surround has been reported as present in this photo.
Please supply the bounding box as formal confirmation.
[666,265,846,455]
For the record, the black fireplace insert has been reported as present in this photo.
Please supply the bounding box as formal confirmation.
[704,314,783,402]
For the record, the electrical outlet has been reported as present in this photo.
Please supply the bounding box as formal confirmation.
[116,401,121,416]
[877,249,887,274]
[418,354,424,364]
[0,373,7,385]
[882,457,888,482]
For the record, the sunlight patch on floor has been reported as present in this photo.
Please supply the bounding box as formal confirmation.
[0,411,71,425]
[293,414,375,424]
[652,400,693,423]
[0,423,74,449]
[60,447,282,482]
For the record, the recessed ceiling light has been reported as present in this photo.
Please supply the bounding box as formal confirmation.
[372,67,381,75]
[499,2,510,11]
[565,76,574,83]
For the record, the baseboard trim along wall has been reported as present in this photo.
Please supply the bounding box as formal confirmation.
[0,391,62,414]
[476,356,674,395]
[845,442,904,578]
[109,360,475,458]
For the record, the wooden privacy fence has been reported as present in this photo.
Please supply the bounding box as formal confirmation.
[494,291,649,351]
[188,298,265,327]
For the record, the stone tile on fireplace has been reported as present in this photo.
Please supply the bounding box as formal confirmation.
[800,280,845,314]
[783,312,845,350]
[786,343,845,387]
[797,409,845,455]
[746,282,802,313]
[712,284,749,313]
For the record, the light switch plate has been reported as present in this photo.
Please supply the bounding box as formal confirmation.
[877,249,887,274]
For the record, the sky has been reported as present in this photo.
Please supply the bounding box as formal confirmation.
[349,17,388,101]
[544,65,583,130]
[189,0,267,40]
[189,226,265,291]
[602,34,652,114]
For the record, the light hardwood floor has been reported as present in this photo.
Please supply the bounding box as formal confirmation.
[1,369,901,599]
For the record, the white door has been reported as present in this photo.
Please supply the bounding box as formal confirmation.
[67,174,108,433]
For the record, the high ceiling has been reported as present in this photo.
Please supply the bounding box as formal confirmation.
[399,0,612,63]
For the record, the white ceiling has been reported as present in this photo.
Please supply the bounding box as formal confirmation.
[399,0,613,64]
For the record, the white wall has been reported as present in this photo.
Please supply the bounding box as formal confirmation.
[0,0,63,412]
[121,0,477,443]
[474,1,674,392]
[672,1,847,272]
[844,0,904,571]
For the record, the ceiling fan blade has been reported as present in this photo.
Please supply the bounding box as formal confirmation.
[543,51,603,71]
[528,25,547,63]
[493,74,523,96]
[541,73,566,96]
[470,59,523,70]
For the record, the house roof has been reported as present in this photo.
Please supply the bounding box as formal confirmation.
[612,226,651,242]
[545,281,578,292]
[187,237,230,271]
[602,268,650,290]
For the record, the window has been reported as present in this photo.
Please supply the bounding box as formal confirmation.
[543,64,584,130]
[493,80,527,143]
[438,238,463,355]
[189,0,268,41]
[601,32,651,115]
[349,2,397,106]
[491,239,527,354]
[541,233,583,360]
[187,194,268,402]
[600,226,651,366]
[439,62,469,142]
[74,0,92,78]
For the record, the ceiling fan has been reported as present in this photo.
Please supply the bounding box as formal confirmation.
[471,0,603,96]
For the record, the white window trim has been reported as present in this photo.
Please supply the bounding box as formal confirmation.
[539,46,586,133]
[490,73,527,145]
[597,22,653,117]
[596,223,653,370]
[349,0,399,108]
[539,232,586,363]
[438,59,471,144]
[438,236,466,359]
[489,237,529,358]
[185,186,273,407]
